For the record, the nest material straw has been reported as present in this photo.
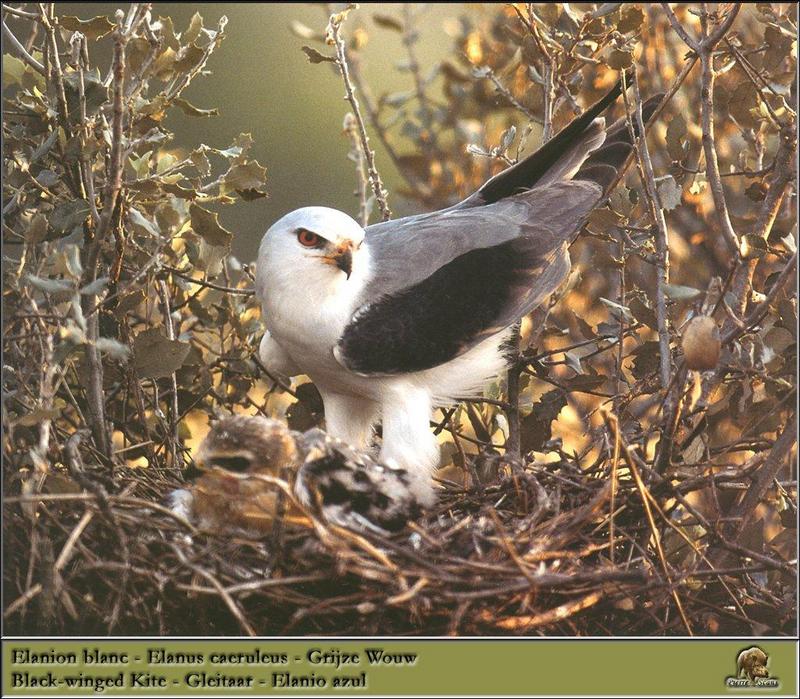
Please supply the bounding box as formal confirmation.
[4,452,795,636]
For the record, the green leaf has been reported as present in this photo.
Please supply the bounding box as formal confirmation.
[114,290,145,317]
[50,199,90,237]
[128,150,152,179]
[599,297,634,323]
[157,16,181,50]
[133,328,191,379]
[222,160,268,194]
[2,54,27,86]
[64,69,109,119]
[629,295,658,330]
[302,46,336,64]
[519,389,567,453]
[189,203,232,247]
[608,49,633,69]
[728,82,759,129]
[617,6,644,34]
[59,15,115,40]
[25,274,75,294]
[185,235,228,277]
[128,208,161,238]
[173,44,205,75]
[183,12,204,44]
[664,283,703,301]
[373,14,404,32]
[174,98,219,118]
[629,341,660,380]
[563,374,607,392]
[666,114,688,162]
[25,214,49,244]
[14,407,64,427]
[656,174,682,211]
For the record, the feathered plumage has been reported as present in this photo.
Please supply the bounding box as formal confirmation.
[255,81,662,502]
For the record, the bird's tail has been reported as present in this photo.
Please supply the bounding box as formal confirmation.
[470,75,664,205]
[574,94,664,195]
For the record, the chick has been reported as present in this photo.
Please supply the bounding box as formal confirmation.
[296,428,424,534]
[167,415,425,536]
[188,415,299,534]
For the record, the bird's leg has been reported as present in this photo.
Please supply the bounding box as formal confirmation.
[379,384,438,505]
[321,391,379,451]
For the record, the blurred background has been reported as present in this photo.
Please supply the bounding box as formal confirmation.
[55,3,478,259]
[3,2,796,636]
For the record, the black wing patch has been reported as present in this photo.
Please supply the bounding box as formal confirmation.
[336,238,560,375]
[574,94,663,192]
[475,76,627,205]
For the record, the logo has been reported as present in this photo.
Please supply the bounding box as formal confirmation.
[725,647,780,689]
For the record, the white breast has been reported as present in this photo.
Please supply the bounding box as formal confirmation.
[259,244,373,388]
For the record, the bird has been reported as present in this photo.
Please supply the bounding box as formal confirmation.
[168,415,422,536]
[182,414,299,534]
[255,78,661,504]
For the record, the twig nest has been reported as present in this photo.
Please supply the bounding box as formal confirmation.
[681,315,721,371]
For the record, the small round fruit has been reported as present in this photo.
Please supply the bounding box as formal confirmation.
[682,315,721,371]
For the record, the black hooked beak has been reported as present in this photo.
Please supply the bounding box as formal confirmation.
[334,249,353,279]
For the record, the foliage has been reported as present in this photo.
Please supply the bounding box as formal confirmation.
[2,3,797,636]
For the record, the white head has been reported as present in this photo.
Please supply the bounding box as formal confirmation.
[255,207,370,333]
[258,205,365,277]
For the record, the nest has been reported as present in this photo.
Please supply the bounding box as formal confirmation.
[4,448,795,637]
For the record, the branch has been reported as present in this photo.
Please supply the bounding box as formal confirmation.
[703,2,742,48]
[659,2,700,52]
[327,7,391,221]
[343,112,370,226]
[163,265,255,296]
[158,280,183,470]
[708,419,797,571]
[623,70,672,389]
[725,125,796,325]
[479,66,540,122]
[78,17,129,461]
[697,49,740,255]
[720,251,797,346]
[2,18,45,74]
[663,2,742,255]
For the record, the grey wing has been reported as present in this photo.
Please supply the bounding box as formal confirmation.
[335,83,662,376]
[336,180,602,375]
[361,179,602,299]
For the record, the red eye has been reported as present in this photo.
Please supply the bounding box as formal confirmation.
[297,229,321,248]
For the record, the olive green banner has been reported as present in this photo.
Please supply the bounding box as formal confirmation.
[2,639,796,696]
